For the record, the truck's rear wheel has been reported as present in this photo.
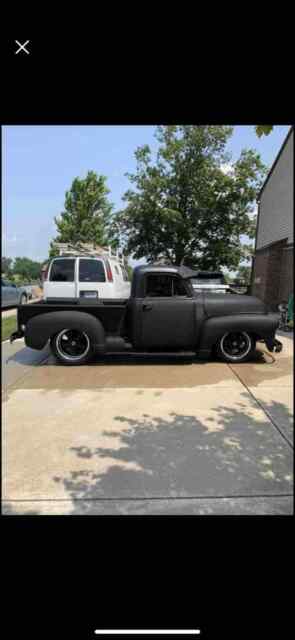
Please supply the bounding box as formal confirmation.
[50,328,95,365]
[216,331,255,363]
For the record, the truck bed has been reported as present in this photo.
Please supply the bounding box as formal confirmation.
[17,298,129,335]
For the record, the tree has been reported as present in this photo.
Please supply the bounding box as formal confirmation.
[110,126,266,270]
[12,257,42,281]
[255,125,274,137]
[49,171,113,257]
[234,265,252,284]
[1,256,13,275]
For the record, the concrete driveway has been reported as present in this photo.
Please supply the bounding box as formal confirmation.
[2,336,293,515]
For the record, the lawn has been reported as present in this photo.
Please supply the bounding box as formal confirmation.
[2,316,17,341]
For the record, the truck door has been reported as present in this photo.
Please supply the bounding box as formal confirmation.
[140,274,195,349]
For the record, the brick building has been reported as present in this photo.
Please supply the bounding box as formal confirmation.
[251,126,294,310]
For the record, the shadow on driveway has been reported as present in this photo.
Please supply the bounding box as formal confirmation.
[51,398,293,515]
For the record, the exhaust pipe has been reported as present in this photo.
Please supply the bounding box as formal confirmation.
[265,337,283,353]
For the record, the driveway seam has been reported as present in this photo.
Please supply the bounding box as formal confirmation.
[227,364,293,450]
[3,493,293,503]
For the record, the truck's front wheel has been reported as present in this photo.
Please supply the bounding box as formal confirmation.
[50,328,95,365]
[216,331,255,363]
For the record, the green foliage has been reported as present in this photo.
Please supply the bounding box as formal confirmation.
[50,171,113,256]
[110,126,266,269]
[10,273,26,286]
[234,265,252,284]
[1,257,13,275]
[2,316,17,342]
[255,125,274,137]
[12,257,42,281]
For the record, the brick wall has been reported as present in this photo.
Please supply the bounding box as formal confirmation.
[279,245,294,302]
[252,240,294,309]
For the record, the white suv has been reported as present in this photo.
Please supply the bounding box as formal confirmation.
[43,255,131,301]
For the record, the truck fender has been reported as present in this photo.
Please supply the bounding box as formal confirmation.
[24,311,106,352]
[197,314,279,355]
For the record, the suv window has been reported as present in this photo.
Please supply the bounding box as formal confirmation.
[145,275,189,297]
[50,259,75,282]
[79,259,106,282]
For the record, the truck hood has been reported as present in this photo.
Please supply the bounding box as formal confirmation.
[202,293,267,318]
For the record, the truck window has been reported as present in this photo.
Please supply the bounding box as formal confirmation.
[50,259,75,282]
[173,278,189,296]
[145,275,188,297]
[79,259,106,282]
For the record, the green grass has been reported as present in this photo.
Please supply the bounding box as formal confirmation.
[2,316,17,341]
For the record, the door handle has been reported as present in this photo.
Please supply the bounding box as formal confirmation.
[143,303,153,311]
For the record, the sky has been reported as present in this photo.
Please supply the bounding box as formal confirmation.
[2,124,291,267]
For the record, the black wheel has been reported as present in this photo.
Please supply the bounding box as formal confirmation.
[50,328,95,365]
[20,294,27,305]
[216,331,255,363]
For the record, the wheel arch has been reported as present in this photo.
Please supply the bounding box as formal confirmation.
[25,311,106,352]
[198,314,278,354]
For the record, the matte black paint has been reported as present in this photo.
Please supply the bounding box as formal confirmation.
[14,265,280,357]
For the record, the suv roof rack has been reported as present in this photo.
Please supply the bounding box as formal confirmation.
[51,243,125,266]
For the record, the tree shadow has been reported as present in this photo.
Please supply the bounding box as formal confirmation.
[51,397,293,515]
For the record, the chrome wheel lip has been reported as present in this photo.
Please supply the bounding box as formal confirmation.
[220,331,252,361]
[56,329,90,361]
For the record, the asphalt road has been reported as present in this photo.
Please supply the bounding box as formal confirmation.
[2,335,293,515]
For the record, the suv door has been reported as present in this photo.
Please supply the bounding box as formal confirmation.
[46,259,76,299]
[140,274,195,349]
[78,258,106,299]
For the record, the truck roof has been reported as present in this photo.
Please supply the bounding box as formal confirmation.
[134,264,198,279]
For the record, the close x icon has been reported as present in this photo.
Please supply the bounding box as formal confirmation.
[14,40,30,55]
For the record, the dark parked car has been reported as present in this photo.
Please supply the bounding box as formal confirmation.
[10,264,282,365]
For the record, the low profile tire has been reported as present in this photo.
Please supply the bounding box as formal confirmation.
[20,294,27,305]
[50,328,95,365]
[216,331,255,363]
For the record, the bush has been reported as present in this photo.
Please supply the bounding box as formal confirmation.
[10,273,27,286]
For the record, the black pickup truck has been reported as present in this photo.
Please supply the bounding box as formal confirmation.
[10,264,282,365]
